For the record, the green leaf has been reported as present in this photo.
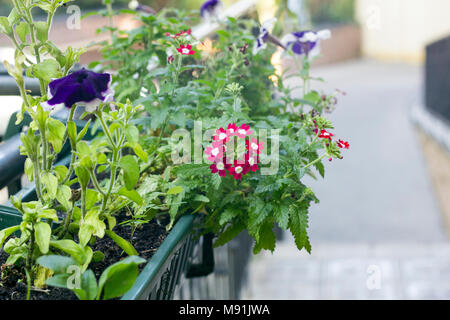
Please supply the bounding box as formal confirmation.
[97,256,146,300]
[16,21,30,42]
[105,230,138,256]
[7,8,20,26]
[50,240,87,265]
[219,208,239,226]
[41,171,58,199]
[73,270,98,300]
[214,221,245,247]
[193,195,209,203]
[74,166,90,189]
[34,21,48,42]
[24,158,34,182]
[274,202,290,230]
[47,118,66,153]
[119,155,139,190]
[35,222,51,254]
[288,206,311,253]
[0,16,12,35]
[37,255,77,274]
[117,187,143,206]
[77,119,92,142]
[67,120,77,144]
[167,186,183,195]
[149,107,168,130]
[54,165,68,183]
[0,225,20,248]
[253,221,276,254]
[32,59,61,83]
[132,144,148,162]
[125,125,139,146]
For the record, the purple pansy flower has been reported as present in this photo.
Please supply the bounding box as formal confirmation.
[200,0,222,21]
[281,29,331,58]
[44,68,114,113]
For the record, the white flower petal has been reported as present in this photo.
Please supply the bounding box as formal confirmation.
[129,0,139,10]
[317,29,331,40]
[261,17,277,33]
[280,33,298,47]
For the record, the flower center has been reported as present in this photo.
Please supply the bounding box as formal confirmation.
[217,162,225,170]
[76,72,88,83]
[238,129,246,135]
[182,48,190,54]
[211,148,219,156]
[219,133,227,140]
[249,158,255,166]
[235,166,243,174]
[251,142,258,150]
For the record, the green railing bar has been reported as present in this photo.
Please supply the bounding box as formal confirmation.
[121,214,195,300]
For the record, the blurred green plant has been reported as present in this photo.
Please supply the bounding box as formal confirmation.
[308,0,355,25]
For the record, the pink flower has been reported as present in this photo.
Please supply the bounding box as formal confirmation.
[235,123,253,138]
[318,129,333,141]
[226,123,239,136]
[213,127,229,142]
[204,140,224,162]
[205,123,260,179]
[246,138,263,155]
[177,44,195,55]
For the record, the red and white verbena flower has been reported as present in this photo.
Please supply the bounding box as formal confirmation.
[177,44,196,55]
[205,123,262,180]
[318,129,333,141]
[337,139,350,149]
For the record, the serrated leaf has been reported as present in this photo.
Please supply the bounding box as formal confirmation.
[214,221,245,248]
[252,221,276,254]
[274,203,290,230]
[288,206,311,253]
[219,208,239,226]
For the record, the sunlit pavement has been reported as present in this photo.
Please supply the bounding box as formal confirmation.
[244,59,449,299]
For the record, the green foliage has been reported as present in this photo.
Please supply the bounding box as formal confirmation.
[0,0,348,300]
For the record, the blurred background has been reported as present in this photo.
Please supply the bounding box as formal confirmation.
[1,0,450,299]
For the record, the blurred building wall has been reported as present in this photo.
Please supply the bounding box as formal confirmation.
[355,0,450,62]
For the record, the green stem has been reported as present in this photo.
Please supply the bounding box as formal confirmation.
[80,187,87,220]
[303,153,328,169]
[33,158,43,201]
[97,111,116,148]
[90,170,106,196]
[25,269,31,301]
[100,148,119,213]
[58,203,74,238]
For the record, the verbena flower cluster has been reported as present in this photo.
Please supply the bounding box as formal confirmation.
[205,123,263,180]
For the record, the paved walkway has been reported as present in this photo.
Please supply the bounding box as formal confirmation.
[243,59,449,299]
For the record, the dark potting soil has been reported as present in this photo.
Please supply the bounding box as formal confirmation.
[0,212,168,300]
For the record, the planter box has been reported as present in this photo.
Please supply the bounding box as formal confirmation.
[0,203,199,300]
